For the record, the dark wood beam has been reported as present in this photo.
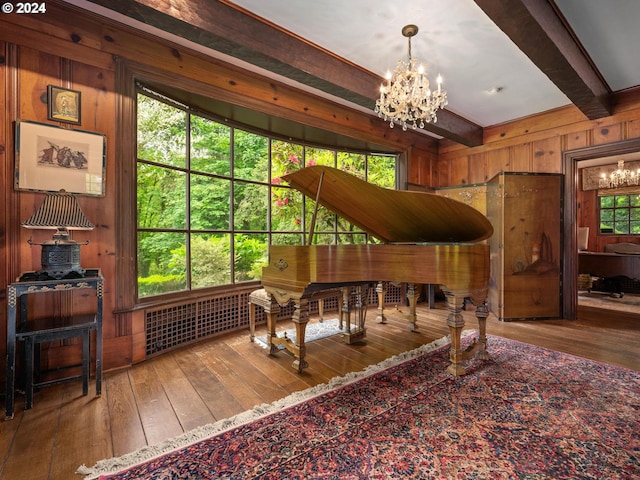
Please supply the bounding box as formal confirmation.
[474,0,612,119]
[82,0,483,146]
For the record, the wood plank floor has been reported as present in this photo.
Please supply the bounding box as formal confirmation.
[0,301,638,480]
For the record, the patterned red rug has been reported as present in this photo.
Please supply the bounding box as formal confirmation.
[80,335,640,479]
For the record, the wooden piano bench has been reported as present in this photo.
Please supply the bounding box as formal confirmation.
[248,287,342,341]
[249,288,272,341]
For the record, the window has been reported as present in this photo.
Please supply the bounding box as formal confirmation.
[136,89,397,298]
[599,193,640,234]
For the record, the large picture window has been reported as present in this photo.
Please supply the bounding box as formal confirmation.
[599,193,640,234]
[136,90,397,298]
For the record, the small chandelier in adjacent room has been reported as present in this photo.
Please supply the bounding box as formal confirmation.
[598,160,640,189]
[375,24,448,131]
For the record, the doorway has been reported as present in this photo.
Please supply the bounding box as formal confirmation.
[562,138,640,319]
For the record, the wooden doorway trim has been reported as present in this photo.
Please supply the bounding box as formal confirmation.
[562,138,640,319]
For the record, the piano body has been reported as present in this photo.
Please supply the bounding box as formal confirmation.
[260,166,494,375]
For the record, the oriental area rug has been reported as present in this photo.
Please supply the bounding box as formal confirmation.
[79,335,640,479]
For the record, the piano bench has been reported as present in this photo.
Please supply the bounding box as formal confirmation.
[249,289,272,341]
[249,287,343,341]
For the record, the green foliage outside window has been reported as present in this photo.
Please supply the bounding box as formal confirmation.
[599,194,640,234]
[136,90,397,298]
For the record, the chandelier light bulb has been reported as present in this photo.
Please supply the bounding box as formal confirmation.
[375,24,448,131]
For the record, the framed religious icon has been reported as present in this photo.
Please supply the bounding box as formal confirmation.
[47,85,82,125]
[15,120,106,196]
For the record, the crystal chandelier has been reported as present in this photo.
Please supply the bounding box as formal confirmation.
[375,24,448,131]
[598,160,640,188]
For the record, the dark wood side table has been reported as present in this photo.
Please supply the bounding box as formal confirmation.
[5,269,103,420]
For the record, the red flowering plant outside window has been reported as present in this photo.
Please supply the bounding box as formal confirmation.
[271,143,304,233]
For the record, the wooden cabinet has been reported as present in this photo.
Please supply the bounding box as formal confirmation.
[487,173,563,321]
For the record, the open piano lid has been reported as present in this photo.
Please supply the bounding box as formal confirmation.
[283,166,493,244]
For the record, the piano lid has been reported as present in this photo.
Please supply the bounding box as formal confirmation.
[283,166,493,244]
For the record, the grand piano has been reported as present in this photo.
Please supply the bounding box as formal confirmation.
[260,166,494,375]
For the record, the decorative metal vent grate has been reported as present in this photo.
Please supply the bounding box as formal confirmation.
[145,284,405,357]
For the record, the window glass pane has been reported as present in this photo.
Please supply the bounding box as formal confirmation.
[137,94,186,168]
[614,209,629,222]
[305,147,335,167]
[234,181,268,230]
[600,209,614,223]
[234,233,268,282]
[305,201,335,234]
[615,195,630,207]
[234,129,269,182]
[137,163,186,229]
[271,233,305,245]
[614,221,629,234]
[368,155,396,188]
[271,141,303,180]
[337,152,365,179]
[631,195,640,207]
[600,196,614,208]
[272,186,303,232]
[337,221,366,245]
[190,174,230,230]
[190,233,231,288]
[312,234,335,245]
[339,233,368,244]
[138,231,187,297]
[190,115,230,175]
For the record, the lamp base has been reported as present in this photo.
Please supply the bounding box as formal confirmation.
[40,241,85,279]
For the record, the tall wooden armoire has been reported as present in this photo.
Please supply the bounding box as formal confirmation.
[487,172,563,321]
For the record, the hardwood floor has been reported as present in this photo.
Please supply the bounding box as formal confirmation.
[0,302,638,480]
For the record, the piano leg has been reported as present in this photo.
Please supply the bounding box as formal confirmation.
[338,286,368,344]
[340,287,349,331]
[406,283,418,331]
[291,298,310,372]
[263,294,282,355]
[444,291,490,376]
[376,281,386,324]
[474,303,490,361]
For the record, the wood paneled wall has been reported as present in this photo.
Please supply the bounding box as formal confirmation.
[2,1,640,374]
[437,90,640,187]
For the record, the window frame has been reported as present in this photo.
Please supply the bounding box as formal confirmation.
[598,192,640,234]
[135,85,399,300]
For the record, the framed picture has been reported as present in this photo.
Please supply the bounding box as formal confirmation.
[47,85,81,125]
[15,120,106,196]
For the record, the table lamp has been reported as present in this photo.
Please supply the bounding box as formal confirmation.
[22,190,95,279]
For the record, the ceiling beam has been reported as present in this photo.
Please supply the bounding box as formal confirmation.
[473,0,612,120]
[81,0,483,146]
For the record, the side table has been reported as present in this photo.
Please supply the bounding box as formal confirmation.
[5,269,103,419]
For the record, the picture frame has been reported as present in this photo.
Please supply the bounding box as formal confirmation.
[47,85,81,125]
[15,120,106,196]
